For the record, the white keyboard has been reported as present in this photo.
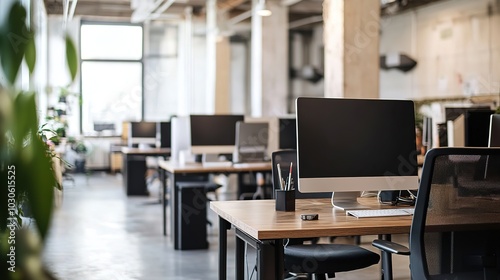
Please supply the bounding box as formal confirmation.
[232,162,270,168]
[202,161,233,167]
[346,208,414,218]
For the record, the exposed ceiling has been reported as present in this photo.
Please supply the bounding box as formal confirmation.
[43,0,446,27]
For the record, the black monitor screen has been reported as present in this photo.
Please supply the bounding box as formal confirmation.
[190,115,244,146]
[158,122,171,148]
[297,97,417,178]
[465,109,494,147]
[445,106,490,121]
[279,118,296,149]
[490,115,500,147]
[130,122,157,138]
[93,123,115,132]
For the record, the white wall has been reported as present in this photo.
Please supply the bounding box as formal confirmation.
[380,0,500,100]
[47,16,80,136]
[0,0,13,20]
[0,0,50,121]
[284,0,500,105]
[33,0,48,121]
[143,23,179,121]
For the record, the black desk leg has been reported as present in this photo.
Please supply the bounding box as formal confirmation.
[161,168,167,236]
[275,239,284,280]
[379,234,393,280]
[236,234,245,280]
[219,217,230,280]
[171,173,178,248]
[257,240,283,280]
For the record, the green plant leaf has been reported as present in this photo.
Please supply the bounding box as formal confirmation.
[25,30,36,74]
[13,92,38,151]
[65,35,78,83]
[24,137,55,240]
[0,2,29,85]
[0,167,9,232]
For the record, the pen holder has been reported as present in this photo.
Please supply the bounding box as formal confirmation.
[275,190,295,211]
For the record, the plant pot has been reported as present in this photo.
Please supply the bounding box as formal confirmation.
[75,158,86,173]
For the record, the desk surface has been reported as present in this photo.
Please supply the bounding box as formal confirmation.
[121,147,171,155]
[158,160,271,174]
[210,198,412,240]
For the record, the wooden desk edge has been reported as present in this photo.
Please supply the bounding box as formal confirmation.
[159,160,271,174]
[210,199,412,240]
[121,147,171,155]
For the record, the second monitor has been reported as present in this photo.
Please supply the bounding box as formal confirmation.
[128,121,157,147]
[234,122,269,163]
[190,115,245,155]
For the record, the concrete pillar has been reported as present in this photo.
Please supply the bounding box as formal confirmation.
[251,0,288,117]
[207,0,231,114]
[215,37,231,113]
[177,7,193,116]
[206,0,217,114]
[323,0,380,98]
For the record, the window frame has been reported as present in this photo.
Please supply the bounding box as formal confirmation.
[79,20,144,135]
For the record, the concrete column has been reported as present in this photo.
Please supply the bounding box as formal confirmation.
[206,0,217,114]
[323,0,380,98]
[215,37,231,113]
[251,0,288,117]
[177,7,193,116]
[207,1,231,114]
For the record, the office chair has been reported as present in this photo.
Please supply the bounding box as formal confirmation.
[272,150,380,279]
[372,147,500,280]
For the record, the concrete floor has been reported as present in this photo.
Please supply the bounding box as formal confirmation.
[42,173,411,280]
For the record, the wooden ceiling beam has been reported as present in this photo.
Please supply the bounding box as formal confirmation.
[217,0,248,11]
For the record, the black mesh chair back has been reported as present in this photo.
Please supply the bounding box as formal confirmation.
[411,147,500,280]
[271,149,331,199]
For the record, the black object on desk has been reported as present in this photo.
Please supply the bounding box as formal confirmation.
[275,190,295,211]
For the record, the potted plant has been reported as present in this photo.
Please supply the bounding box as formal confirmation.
[67,137,89,173]
[0,1,78,279]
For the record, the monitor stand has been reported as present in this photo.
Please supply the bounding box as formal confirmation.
[331,191,370,210]
[202,153,232,167]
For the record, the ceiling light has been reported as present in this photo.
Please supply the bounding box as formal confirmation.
[256,0,272,16]
[381,0,397,4]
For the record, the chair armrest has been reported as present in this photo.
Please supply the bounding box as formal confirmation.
[372,239,410,255]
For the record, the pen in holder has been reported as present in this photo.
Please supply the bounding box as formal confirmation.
[275,189,295,211]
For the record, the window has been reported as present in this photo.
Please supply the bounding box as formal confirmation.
[80,22,143,135]
[143,23,178,121]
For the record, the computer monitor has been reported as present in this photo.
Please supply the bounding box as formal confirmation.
[157,122,171,148]
[189,115,244,155]
[445,106,491,122]
[296,97,419,210]
[464,109,495,147]
[93,123,115,132]
[234,122,269,163]
[279,118,296,149]
[489,114,500,147]
[128,121,157,147]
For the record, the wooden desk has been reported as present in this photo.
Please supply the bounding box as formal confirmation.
[210,198,412,280]
[121,147,171,155]
[158,160,272,249]
[121,147,170,195]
